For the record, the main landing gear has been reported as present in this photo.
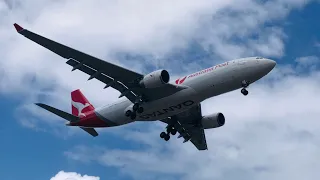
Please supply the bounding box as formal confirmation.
[125,103,144,120]
[241,80,249,96]
[160,125,177,141]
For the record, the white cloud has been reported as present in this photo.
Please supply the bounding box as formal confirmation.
[296,55,319,64]
[50,171,99,180]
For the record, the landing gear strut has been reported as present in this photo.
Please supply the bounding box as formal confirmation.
[160,125,177,141]
[241,80,249,96]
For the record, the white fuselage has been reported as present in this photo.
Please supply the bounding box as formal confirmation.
[94,57,276,126]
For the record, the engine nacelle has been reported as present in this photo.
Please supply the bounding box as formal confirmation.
[201,113,225,129]
[139,70,170,88]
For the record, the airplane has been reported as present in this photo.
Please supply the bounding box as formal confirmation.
[13,23,276,150]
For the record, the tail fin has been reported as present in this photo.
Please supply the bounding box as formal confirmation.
[71,89,94,117]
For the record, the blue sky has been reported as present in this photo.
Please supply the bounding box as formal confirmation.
[282,3,320,61]
[1,0,320,180]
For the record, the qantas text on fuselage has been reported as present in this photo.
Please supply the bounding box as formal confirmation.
[139,100,195,119]
[14,23,276,150]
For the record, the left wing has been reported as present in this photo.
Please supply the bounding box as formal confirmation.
[161,104,208,150]
[13,23,184,103]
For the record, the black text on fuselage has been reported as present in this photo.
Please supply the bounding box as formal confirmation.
[139,100,195,119]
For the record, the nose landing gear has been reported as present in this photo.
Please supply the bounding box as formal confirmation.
[241,80,249,96]
[241,88,248,96]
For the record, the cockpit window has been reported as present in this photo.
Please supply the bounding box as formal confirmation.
[256,57,264,59]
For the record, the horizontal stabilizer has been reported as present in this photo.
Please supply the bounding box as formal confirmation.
[80,127,99,137]
[35,103,98,137]
[35,103,79,122]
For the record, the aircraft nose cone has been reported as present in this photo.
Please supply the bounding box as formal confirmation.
[263,59,276,72]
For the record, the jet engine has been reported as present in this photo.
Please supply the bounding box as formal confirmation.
[201,113,225,129]
[139,70,170,88]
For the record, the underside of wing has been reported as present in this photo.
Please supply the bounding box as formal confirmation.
[66,58,138,102]
[161,104,208,150]
[14,23,184,103]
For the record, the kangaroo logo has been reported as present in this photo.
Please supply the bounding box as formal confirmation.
[175,76,187,84]
[71,100,91,117]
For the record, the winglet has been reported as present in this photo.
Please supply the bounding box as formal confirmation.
[13,23,24,32]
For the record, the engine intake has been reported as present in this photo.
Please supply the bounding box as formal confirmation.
[139,70,170,88]
[201,113,225,129]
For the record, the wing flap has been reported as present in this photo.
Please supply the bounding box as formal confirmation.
[173,119,207,150]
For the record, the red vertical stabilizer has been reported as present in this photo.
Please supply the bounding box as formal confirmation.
[71,89,95,117]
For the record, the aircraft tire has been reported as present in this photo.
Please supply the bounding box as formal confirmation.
[125,110,132,117]
[130,112,136,120]
[137,107,144,114]
[164,134,170,141]
[160,132,166,138]
[241,88,248,96]
[133,103,139,111]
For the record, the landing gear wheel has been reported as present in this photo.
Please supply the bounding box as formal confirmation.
[160,132,170,141]
[164,134,170,141]
[133,103,139,111]
[241,88,248,96]
[137,106,144,114]
[171,129,177,135]
[160,132,166,138]
[125,110,132,117]
[130,112,136,120]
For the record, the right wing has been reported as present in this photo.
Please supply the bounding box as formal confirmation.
[161,104,208,150]
[14,23,184,103]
